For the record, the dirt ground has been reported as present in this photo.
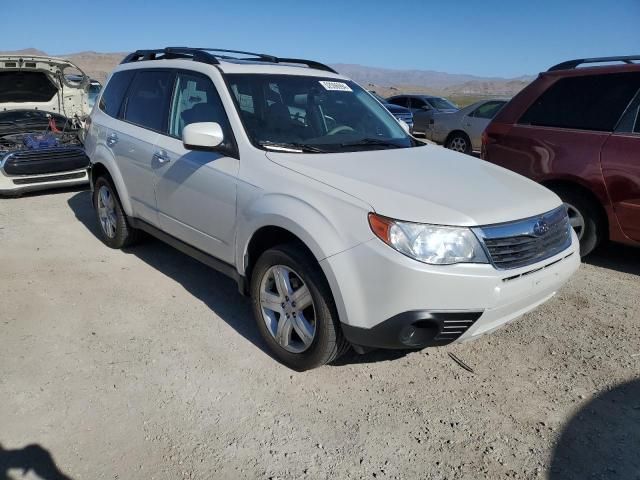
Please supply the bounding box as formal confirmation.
[1,187,639,480]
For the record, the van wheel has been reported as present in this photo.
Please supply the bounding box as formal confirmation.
[250,243,349,370]
[92,176,140,249]
[446,132,471,154]
[553,186,603,257]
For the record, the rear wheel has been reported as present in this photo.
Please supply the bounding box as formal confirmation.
[250,243,349,370]
[446,132,471,154]
[93,176,140,249]
[552,186,604,257]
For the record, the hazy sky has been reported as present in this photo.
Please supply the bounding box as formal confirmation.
[3,0,638,77]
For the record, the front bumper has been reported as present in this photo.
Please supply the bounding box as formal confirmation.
[0,168,88,196]
[0,147,90,196]
[321,232,580,349]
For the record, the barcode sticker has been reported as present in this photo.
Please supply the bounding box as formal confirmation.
[319,81,353,92]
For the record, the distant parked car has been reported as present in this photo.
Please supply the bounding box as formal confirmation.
[387,94,459,115]
[483,55,640,256]
[415,99,507,154]
[368,91,414,130]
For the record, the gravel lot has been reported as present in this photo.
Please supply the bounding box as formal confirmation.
[1,187,638,480]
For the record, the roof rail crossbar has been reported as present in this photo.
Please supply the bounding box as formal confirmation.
[275,57,337,74]
[548,55,640,71]
[120,47,337,73]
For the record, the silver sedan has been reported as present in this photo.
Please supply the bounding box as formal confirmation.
[413,99,507,154]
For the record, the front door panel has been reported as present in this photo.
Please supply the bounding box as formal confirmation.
[153,135,239,263]
[601,133,640,242]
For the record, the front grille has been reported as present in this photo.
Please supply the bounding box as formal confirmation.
[2,147,89,176]
[476,206,572,270]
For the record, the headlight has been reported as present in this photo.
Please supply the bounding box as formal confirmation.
[368,213,488,265]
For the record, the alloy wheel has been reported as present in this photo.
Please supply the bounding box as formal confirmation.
[259,265,316,353]
[448,136,467,153]
[97,185,117,239]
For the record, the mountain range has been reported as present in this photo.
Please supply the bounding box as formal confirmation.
[1,49,533,97]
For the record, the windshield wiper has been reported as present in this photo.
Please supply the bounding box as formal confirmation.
[340,138,403,149]
[260,141,326,153]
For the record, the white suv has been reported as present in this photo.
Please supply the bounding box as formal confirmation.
[85,48,580,370]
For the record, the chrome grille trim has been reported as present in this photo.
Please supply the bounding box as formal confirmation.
[473,206,572,270]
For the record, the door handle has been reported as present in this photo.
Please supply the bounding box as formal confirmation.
[106,133,118,147]
[153,150,170,164]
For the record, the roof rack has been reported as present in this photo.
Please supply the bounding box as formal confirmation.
[548,55,640,71]
[120,47,338,73]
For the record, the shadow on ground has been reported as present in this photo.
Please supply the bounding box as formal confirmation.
[586,242,639,276]
[0,443,73,480]
[6,184,89,200]
[549,379,640,479]
[67,190,268,358]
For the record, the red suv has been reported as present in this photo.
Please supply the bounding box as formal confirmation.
[482,56,640,256]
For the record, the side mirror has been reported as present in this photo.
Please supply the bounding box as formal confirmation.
[421,105,431,111]
[399,120,411,134]
[183,122,224,150]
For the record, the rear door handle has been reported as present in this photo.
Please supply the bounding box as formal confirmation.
[153,150,170,164]
[106,133,118,147]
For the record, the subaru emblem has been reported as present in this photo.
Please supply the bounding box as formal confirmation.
[533,219,550,237]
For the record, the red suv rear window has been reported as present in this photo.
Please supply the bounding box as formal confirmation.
[518,72,640,132]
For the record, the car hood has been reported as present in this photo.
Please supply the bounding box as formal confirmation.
[435,108,459,114]
[266,145,561,226]
[0,55,89,118]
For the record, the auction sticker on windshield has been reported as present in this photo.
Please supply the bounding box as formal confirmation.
[319,81,353,92]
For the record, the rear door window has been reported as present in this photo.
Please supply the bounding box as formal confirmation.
[99,70,135,118]
[410,97,428,109]
[519,72,640,132]
[123,70,174,132]
[470,101,506,119]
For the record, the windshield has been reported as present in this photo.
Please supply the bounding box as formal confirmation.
[226,74,419,153]
[427,97,458,110]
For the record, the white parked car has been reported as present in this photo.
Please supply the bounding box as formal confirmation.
[85,48,579,370]
[413,99,508,154]
[0,55,91,195]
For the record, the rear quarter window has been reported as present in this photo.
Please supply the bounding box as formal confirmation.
[99,70,135,118]
[518,72,640,132]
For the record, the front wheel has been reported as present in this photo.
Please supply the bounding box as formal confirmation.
[250,244,349,370]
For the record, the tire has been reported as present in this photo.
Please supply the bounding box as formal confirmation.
[250,243,349,370]
[92,176,140,249]
[552,186,604,257]
[446,132,472,154]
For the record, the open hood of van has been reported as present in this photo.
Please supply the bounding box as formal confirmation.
[266,145,561,226]
[0,55,90,118]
